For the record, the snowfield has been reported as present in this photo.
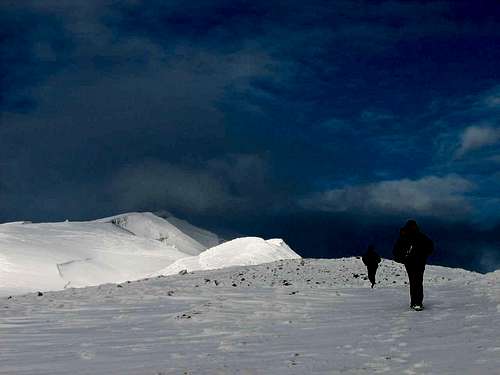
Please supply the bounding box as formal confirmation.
[0,212,301,297]
[0,212,207,296]
[1,214,498,373]
[1,257,499,374]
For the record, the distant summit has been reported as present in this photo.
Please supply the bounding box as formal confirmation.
[153,210,221,248]
[95,212,213,256]
[0,212,299,296]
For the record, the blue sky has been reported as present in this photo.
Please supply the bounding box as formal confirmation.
[1,0,499,271]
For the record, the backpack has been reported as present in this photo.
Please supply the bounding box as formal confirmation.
[403,244,414,262]
[394,241,413,264]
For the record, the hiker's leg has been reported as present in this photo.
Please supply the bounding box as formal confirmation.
[405,265,416,306]
[368,266,376,286]
[414,267,425,306]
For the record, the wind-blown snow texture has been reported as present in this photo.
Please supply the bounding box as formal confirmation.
[0,213,300,297]
[1,258,499,374]
[154,211,221,249]
[95,212,210,256]
[0,213,204,296]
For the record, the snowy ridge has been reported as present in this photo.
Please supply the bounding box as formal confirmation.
[152,237,301,276]
[156,256,480,288]
[95,212,209,256]
[154,210,221,248]
[0,213,301,297]
[0,212,219,296]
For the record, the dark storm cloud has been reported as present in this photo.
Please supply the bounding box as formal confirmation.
[1,0,500,271]
[0,0,283,220]
[109,153,280,216]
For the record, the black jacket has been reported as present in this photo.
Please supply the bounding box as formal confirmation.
[362,249,381,268]
[393,231,433,267]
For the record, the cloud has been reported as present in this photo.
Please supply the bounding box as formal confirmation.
[109,160,235,215]
[481,86,500,109]
[109,154,278,217]
[455,126,500,157]
[0,0,281,221]
[1,0,499,228]
[300,175,474,219]
[431,86,500,172]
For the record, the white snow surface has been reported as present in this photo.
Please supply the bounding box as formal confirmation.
[1,257,498,374]
[95,212,210,256]
[0,213,299,297]
[153,236,301,276]
[0,217,189,296]
[154,211,221,248]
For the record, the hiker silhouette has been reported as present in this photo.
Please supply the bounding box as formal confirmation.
[393,220,434,310]
[362,245,381,288]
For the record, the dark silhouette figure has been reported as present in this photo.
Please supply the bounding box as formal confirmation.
[362,245,381,288]
[393,220,434,310]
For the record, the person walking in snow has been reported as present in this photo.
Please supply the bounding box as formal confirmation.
[362,245,381,288]
[393,220,434,311]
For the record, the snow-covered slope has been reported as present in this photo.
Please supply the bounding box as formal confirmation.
[0,219,191,296]
[95,212,209,256]
[0,213,299,297]
[1,258,498,374]
[153,237,301,276]
[0,212,223,296]
[154,211,221,248]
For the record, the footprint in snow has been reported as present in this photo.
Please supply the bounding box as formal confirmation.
[79,350,95,360]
